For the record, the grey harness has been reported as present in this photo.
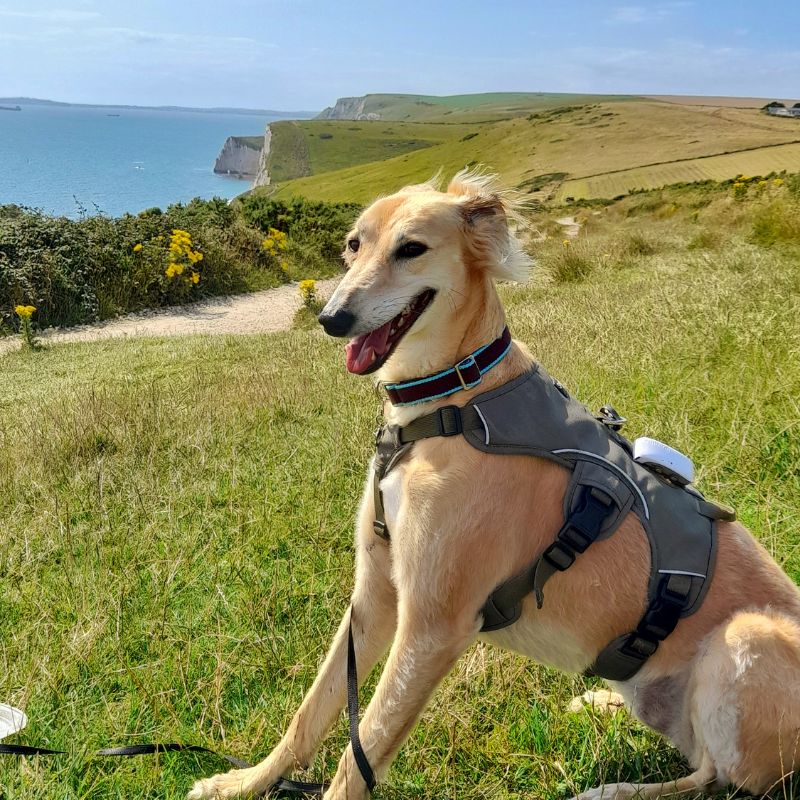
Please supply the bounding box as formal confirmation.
[374,365,735,681]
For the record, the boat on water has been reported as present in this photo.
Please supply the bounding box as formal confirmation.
[0,105,21,111]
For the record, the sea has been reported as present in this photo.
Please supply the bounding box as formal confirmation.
[0,103,289,218]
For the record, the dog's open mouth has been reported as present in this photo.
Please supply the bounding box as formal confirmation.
[345,289,436,375]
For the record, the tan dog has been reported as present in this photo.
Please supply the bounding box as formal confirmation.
[190,172,800,800]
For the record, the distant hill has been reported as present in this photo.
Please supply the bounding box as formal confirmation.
[247,92,800,204]
[316,91,637,123]
[0,97,314,118]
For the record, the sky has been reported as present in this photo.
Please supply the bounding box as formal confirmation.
[1,0,798,111]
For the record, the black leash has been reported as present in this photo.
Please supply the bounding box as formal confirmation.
[0,612,375,797]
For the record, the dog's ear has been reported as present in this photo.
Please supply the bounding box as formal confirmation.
[448,170,531,282]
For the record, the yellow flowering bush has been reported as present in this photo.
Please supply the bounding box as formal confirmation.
[14,304,38,349]
[262,228,288,254]
[732,181,748,200]
[774,178,785,187]
[298,279,317,308]
[165,229,203,286]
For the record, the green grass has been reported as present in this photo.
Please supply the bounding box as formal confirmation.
[2,184,800,798]
[266,120,472,183]
[321,92,637,123]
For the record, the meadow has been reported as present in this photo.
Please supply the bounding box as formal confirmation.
[1,177,799,798]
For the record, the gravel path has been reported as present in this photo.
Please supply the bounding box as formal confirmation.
[0,278,340,355]
[556,216,582,238]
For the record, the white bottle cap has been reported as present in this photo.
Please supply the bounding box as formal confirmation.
[633,437,695,485]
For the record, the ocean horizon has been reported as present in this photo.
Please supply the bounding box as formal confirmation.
[0,103,287,218]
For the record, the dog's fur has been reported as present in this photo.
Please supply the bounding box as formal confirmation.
[190,172,800,800]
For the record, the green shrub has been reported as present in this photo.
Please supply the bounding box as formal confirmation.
[750,201,800,247]
[238,195,360,275]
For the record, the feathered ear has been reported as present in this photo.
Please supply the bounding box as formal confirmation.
[448,168,532,283]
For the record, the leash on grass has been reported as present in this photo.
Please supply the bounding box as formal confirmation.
[0,611,375,797]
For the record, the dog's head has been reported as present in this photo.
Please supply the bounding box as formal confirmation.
[319,170,531,378]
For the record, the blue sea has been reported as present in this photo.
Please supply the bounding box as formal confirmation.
[0,103,285,218]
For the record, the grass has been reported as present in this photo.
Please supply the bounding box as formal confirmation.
[1,182,800,798]
[261,100,800,205]
[265,120,470,183]
[322,92,637,123]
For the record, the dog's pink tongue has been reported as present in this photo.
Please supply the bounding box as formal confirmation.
[345,319,393,374]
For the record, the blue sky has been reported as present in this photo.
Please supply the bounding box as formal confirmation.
[1,0,798,110]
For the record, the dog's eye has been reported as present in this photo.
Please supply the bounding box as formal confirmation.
[347,238,360,253]
[396,241,428,259]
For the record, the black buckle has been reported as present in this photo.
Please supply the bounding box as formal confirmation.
[620,633,659,660]
[372,520,389,540]
[559,524,593,554]
[543,541,575,571]
[434,406,463,437]
[638,574,691,640]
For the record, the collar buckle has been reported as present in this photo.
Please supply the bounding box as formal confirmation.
[454,354,482,390]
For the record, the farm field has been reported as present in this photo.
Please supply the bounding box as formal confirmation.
[2,179,799,798]
[556,141,800,201]
[262,99,800,205]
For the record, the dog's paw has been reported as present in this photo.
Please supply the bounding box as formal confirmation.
[187,767,261,799]
[571,782,637,800]
[567,690,626,715]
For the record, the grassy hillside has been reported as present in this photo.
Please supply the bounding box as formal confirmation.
[259,96,800,205]
[266,120,474,183]
[320,92,636,123]
[1,180,799,798]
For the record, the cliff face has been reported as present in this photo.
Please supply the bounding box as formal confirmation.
[253,125,273,187]
[213,136,262,179]
[316,96,380,121]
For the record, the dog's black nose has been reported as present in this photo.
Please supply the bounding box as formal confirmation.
[318,308,356,337]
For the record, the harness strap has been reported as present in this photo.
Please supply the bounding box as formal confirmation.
[480,485,617,631]
[373,405,484,540]
[586,572,692,681]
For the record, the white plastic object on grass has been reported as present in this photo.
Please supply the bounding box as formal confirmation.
[0,704,28,740]
[633,437,695,486]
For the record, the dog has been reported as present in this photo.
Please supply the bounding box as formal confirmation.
[190,171,800,799]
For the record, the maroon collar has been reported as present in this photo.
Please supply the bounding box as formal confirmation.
[383,327,512,406]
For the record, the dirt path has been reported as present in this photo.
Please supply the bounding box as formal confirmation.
[556,216,581,238]
[0,278,340,355]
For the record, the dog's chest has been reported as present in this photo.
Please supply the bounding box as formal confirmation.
[379,469,404,532]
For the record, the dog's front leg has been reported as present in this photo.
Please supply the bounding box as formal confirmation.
[322,608,477,800]
[189,492,397,800]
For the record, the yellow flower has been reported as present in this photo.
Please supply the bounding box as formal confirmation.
[15,304,36,319]
[174,263,185,276]
[299,278,317,307]
[165,264,176,278]
[279,259,289,273]
[191,272,200,284]
[562,239,570,247]
[758,180,768,187]
[133,243,143,253]
[774,178,785,187]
